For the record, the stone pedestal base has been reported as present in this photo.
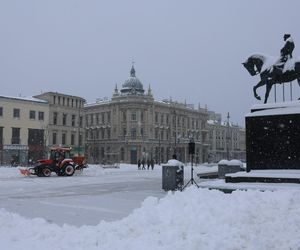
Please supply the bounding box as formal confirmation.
[246,102,300,172]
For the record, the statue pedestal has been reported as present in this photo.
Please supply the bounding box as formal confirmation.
[246,101,300,172]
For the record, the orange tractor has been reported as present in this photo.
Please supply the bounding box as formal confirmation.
[20,147,87,177]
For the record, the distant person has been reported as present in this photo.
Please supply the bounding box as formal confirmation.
[147,159,150,170]
[137,159,141,170]
[141,158,146,170]
[150,158,155,170]
[28,157,33,165]
[11,156,16,167]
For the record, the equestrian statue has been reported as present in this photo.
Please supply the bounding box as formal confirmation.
[243,34,300,103]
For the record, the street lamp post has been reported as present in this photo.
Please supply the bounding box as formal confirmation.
[226,112,230,160]
[158,131,161,165]
[172,110,177,158]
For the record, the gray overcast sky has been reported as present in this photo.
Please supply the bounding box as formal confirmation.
[1,0,299,125]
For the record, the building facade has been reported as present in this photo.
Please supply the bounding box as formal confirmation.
[85,66,210,164]
[0,96,49,165]
[207,112,246,162]
[34,92,86,154]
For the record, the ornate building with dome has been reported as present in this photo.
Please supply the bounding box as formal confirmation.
[84,65,210,164]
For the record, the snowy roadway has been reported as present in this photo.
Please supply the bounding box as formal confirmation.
[0,164,166,226]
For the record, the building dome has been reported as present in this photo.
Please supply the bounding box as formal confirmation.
[121,65,145,95]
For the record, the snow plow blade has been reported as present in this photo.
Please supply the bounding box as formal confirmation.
[19,167,33,176]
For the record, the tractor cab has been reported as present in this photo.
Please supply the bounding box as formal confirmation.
[49,148,72,167]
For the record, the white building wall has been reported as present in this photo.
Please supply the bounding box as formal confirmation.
[0,96,49,146]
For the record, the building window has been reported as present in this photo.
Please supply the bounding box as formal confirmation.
[72,115,76,127]
[122,111,126,122]
[131,111,137,121]
[52,132,57,145]
[161,114,164,124]
[155,113,158,123]
[90,114,94,125]
[141,111,144,122]
[102,113,105,123]
[71,134,75,145]
[63,97,65,106]
[123,128,126,138]
[29,110,36,120]
[63,114,67,126]
[160,130,164,140]
[0,107,3,117]
[100,147,105,158]
[0,127,3,145]
[107,128,111,139]
[107,112,111,123]
[13,108,20,118]
[53,96,56,104]
[38,111,44,121]
[53,112,58,125]
[121,148,125,161]
[79,134,82,146]
[11,127,20,144]
[58,96,61,105]
[62,133,66,145]
[71,99,74,107]
[79,116,83,127]
[155,128,159,139]
[131,128,137,139]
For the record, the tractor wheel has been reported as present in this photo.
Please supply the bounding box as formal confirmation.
[41,167,52,177]
[63,164,75,176]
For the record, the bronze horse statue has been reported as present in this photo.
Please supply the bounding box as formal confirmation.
[243,53,300,103]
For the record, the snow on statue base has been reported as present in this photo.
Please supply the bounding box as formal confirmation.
[246,101,300,172]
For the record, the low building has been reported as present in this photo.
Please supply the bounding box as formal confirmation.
[207,112,246,163]
[0,95,49,164]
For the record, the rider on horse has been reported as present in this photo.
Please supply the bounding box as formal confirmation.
[274,34,295,74]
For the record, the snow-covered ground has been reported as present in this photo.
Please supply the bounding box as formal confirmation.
[1,164,300,249]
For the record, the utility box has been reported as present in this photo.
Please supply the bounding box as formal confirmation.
[162,159,184,191]
[218,159,243,178]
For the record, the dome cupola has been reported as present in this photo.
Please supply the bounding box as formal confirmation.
[120,65,145,95]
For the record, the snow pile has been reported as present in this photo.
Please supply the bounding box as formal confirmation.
[1,187,300,250]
